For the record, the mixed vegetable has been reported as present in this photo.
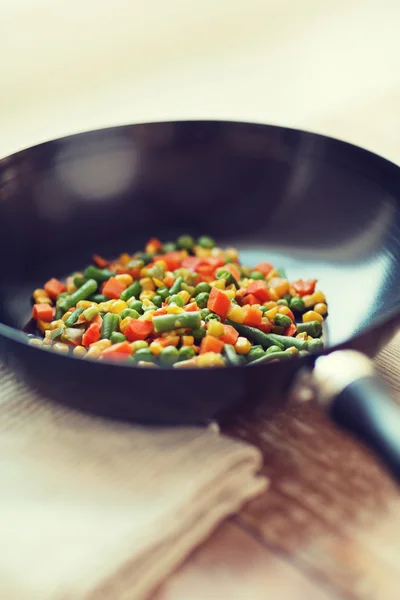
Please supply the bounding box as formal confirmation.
[28,235,328,368]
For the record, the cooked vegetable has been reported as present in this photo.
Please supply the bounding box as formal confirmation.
[29,236,328,366]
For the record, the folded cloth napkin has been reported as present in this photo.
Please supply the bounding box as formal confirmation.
[0,368,266,600]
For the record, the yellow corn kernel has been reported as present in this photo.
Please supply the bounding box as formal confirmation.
[141,298,154,308]
[109,300,128,315]
[289,286,298,297]
[207,320,224,337]
[177,290,190,304]
[285,346,299,355]
[139,310,156,321]
[303,291,326,308]
[85,339,111,359]
[140,277,156,291]
[140,267,148,278]
[98,300,114,312]
[33,288,47,301]
[266,268,280,280]
[51,319,65,329]
[227,305,247,323]
[131,340,148,352]
[265,306,279,320]
[240,278,250,289]
[264,301,277,309]
[119,317,133,333]
[149,341,163,356]
[115,274,133,287]
[182,335,194,346]
[212,279,226,290]
[226,283,236,292]
[37,320,53,333]
[73,345,87,357]
[140,290,156,301]
[62,310,73,322]
[269,278,290,298]
[153,277,165,288]
[67,281,77,293]
[166,304,184,314]
[314,302,327,316]
[164,335,180,347]
[303,310,324,323]
[268,288,279,301]
[197,352,225,367]
[194,246,212,258]
[76,300,94,310]
[225,247,239,261]
[306,335,313,342]
[154,259,167,271]
[119,253,131,265]
[235,337,251,355]
[37,297,53,306]
[52,342,70,355]
[223,289,236,299]
[296,332,307,340]
[174,357,198,368]
[28,338,43,348]
[137,361,158,368]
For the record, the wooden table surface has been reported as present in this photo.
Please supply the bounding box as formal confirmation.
[153,337,400,600]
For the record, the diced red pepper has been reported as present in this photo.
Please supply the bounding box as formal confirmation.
[207,288,231,319]
[243,294,259,306]
[125,319,153,342]
[246,280,270,302]
[284,323,297,337]
[292,279,317,297]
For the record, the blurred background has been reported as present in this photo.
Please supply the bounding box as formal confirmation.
[1,0,399,162]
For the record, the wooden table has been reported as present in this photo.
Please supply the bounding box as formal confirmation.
[154,338,400,600]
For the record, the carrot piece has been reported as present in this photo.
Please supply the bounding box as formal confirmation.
[82,322,101,347]
[44,278,66,300]
[163,273,175,288]
[224,263,241,282]
[184,302,198,312]
[102,277,126,299]
[284,323,297,337]
[32,303,54,321]
[91,313,103,327]
[125,319,153,342]
[196,274,214,284]
[244,306,262,327]
[292,279,317,296]
[161,251,184,271]
[254,262,274,277]
[195,258,226,277]
[200,335,224,354]
[92,254,109,269]
[146,238,163,253]
[102,341,133,357]
[207,287,231,319]
[153,307,168,316]
[246,280,270,302]
[243,294,259,306]
[181,256,199,271]
[220,324,239,345]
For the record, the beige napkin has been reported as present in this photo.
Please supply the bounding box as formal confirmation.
[0,367,266,600]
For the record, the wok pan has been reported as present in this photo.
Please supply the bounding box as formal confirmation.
[1,120,400,478]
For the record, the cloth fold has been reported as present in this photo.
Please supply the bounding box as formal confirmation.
[0,369,266,600]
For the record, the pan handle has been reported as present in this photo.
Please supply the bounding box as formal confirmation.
[312,350,400,483]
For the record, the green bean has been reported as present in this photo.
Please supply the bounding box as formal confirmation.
[121,308,140,320]
[267,333,307,350]
[90,294,111,303]
[54,307,63,320]
[74,276,88,288]
[250,271,265,280]
[225,320,283,350]
[216,269,239,288]
[201,308,212,319]
[192,326,207,340]
[265,345,284,354]
[168,294,184,307]
[101,313,120,339]
[110,332,127,344]
[134,348,154,362]
[274,313,292,327]
[159,345,180,365]
[153,311,201,333]
[272,326,285,335]
[277,298,288,307]
[194,282,212,295]
[127,299,144,314]
[205,313,221,322]
[224,344,246,366]
[249,351,293,366]
[135,252,153,265]
[197,235,215,249]
[120,281,142,302]
[157,287,170,300]
[169,276,184,295]
[64,307,84,327]
[195,292,209,308]
[152,295,163,307]
[307,338,324,353]
[289,297,305,312]
[177,235,195,251]
[83,306,99,321]
[84,266,116,282]
[179,346,196,361]
[296,321,322,338]
[58,279,98,312]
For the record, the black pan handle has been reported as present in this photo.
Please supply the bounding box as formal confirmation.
[312,350,400,483]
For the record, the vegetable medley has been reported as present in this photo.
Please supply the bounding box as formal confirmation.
[29,235,328,367]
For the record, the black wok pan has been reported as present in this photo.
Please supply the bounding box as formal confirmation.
[1,120,400,478]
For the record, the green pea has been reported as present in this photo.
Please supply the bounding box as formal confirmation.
[143,304,157,312]
[192,326,207,340]
[259,306,269,313]
[157,287,170,300]
[121,308,140,320]
[205,313,221,322]
[110,332,127,344]
[274,313,292,327]
[307,338,324,353]
[127,299,144,314]
[247,345,265,362]
[277,298,289,307]
[195,292,210,309]
[132,340,148,350]
[266,345,284,354]
[163,241,177,253]
[197,235,215,249]
[289,297,305,312]
[179,346,196,360]
[135,252,153,265]
[168,294,185,307]
[200,308,212,319]
[152,295,162,307]
[194,282,212,295]
[177,235,195,251]
[159,345,180,366]
[134,348,154,362]
[250,271,265,280]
